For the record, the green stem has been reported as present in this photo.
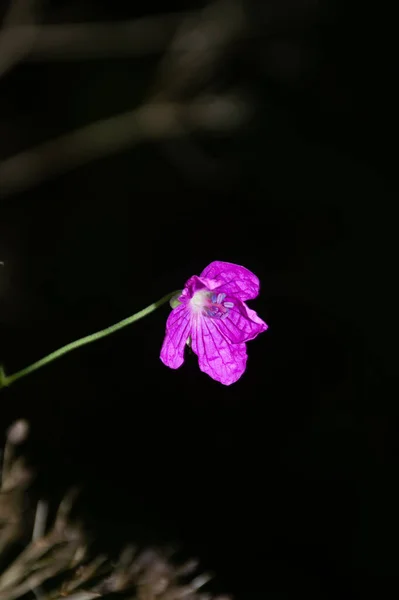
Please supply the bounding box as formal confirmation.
[0,290,180,389]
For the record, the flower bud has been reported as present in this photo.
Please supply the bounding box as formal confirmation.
[169,292,183,309]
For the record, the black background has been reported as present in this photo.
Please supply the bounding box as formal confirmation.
[1,0,398,597]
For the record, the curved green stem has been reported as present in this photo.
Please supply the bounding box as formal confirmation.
[0,290,180,389]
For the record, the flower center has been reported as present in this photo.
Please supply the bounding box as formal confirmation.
[190,290,234,320]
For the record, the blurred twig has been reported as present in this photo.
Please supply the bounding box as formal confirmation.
[0,0,250,197]
[0,95,248,197]
[1,0,36,29]
[0,0,39,77]
[148,0,246,183]
[149,0,246,101]
[0,4,246,65]
[17,12,194,61]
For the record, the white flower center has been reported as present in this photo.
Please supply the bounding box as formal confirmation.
[189,290,210,313]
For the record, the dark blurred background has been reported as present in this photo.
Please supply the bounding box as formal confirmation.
[0,0,398,597]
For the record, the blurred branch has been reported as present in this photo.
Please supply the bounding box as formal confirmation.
[19,12,193,61]
[1,0,36,28]
[148,0,247,185]
[149,0,246,100]
[0,0,251,197]
[0,0,38,77]
[0,3,246,65]
[0,94,248,198]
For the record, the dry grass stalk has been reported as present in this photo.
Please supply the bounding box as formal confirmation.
[0,420,230,600]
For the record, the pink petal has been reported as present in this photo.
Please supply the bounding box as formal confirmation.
[243,304,269,330]
[183,275,221,298]
[160,304,191,369]
[200,261,260,300]
[191,314,248,385]
[211,298,268,344]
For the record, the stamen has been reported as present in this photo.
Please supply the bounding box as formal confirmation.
[191,289,233,320]
[203,292,232,320]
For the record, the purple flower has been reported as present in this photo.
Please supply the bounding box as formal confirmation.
[160,261,268,385]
